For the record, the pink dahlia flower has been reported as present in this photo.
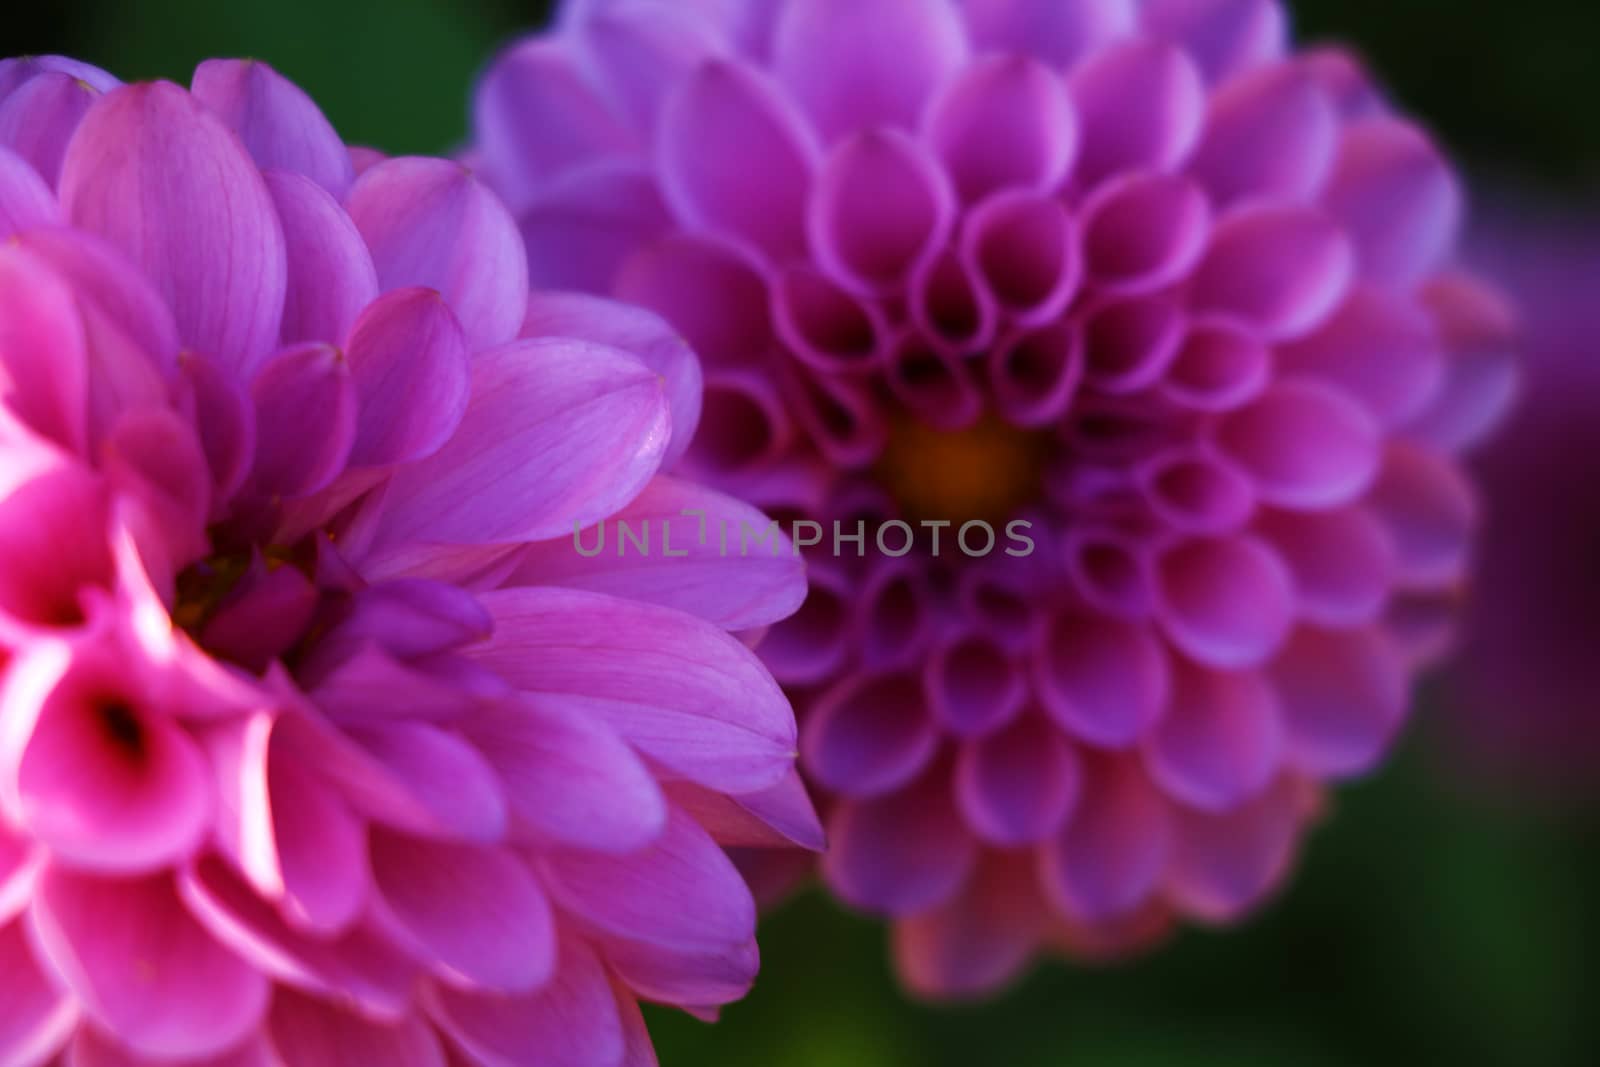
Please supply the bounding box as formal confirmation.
[0,55,813,1065]
[1447,205,1596,795]
[471,0,1517,997]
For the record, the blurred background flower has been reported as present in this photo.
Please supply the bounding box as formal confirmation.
[7,1,1597,1065]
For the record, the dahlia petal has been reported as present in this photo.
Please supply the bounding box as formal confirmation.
[261,742,369,933]
[1406,272,1519,451]
[539,805,754,952]
[1165,775,1299,921]
[269,989,446,1067]
[462,696,667,854]
[823,764,978,914]
[960,191,1081,327]
[0,246,87,453]
[370,832,554,994]
[342,287,470,467]
[247,342,357,499]
[0,72,101,190]
[614,233,771,368]
[1069,40,1206,188]
[856,557,936,669]
[756,563,854,684]
[8,644,210,873]
[1162,316,1270,411]
[1082,290,1185,393]
[31,870,269,1061]
[1215,381,1381,508]
[774,0,967,142]
[892,850,1050,1000]
[512,476,805,631]
[178,855,416,1017]
[197,558,316,673]
[319,578,492,662]
[1035,616,1169,748]
[1156,535,1293,669]
[1145,660,1283,812]
[1254,506,1394,626]
[1270,626,1407,778]
[345,156,528,349]
[925,55,1077,203]
[1,822,39,922]
[803,673,940,798]
[521,290,702,467]
[926,630,1027,738]
[1042,753,1171,921]
[656,57,817,260]
[989,321,1083,427]
[1190,204,1353,341]
[809,129,953,295]
[1279,284,1444,428]
[190,59,354,198]
[0,55,119,97]
[471,587,795,793]
[59,82,286,377]
[667,767,825,850]
[264,169,379,347]
[1189,62,1338,207]
[373,338,667,549]
[429,932,624,1067]
[581,2,726,134]
[473,37,635,211]
[777,360,887,467]
[1138,448,1255,533]
[1325,118,1462,288]
[1140,0,1288,84]
[69,1028,275,1067]
[772,263,888,374]
[0,919,76,1067]
[303,644,492,728]
[884,330,985,431]
[1081,172,1210,294]
[955,716,1082,846]
[1366,441,1476,587]
[517,160,673,292]
[342,721,509,843]
[911,242,1000,353]
[958,0,1138,68]
[604,932,760,1008]
[683,370,796,472]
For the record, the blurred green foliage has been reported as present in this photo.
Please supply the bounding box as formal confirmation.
[5,1,1597,1064]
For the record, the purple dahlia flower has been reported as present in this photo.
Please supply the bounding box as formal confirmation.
[470,0,1517,998]
[1447,206,1597,795]
[0,56,813,1065]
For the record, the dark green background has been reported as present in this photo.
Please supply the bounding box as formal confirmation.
[6,3,1596,1065]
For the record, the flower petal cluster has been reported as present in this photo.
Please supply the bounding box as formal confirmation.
[471,0,1515,995]
[0,55,811,1065]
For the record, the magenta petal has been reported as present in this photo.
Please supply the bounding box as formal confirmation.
[1270,625,1407,778]
[803,673,939,798]
[0,72,100,192]
[668,768,825,851]
[0,246,87,452]
[1165,775,1299,922]
[372,338,667,549]
[823,765,977,915]
[657,57,817,260]
[270,989,446,1067]
[1407,273,1519,451]
[1069,40,1206,188]
[191,59,354,198]
[1189,62,1338,207]
[520,290,702,467]
[1325,118,1461,288]
[1081,172,1210,295]
[1156,536,1294,669]
[69,1029,276,1067]
[1366,441,1476,587]
[959,0,1137,68]
[955,716,1082,847]
[512,475,805,631]
[604,931,759,1009]
[1042,753,1171,921]
[580,2,726,134]
[60,82,287,377]
[615,233,773,369]
[265,169,380,347]
[0,919,76,1067]
[0,448,112,625]
[462,696,667,854]
[810,129,951,296]
[31,869,269,1060]
[0,55,119,97]
[1145,660,1284,812]
[1035,615,1169,748]
[960,191,1081,327]
[470,587,796,793]
[429,932,624,1067]
[926,630,1027,738]
[370,831,554,994]
[345,156,529,349]
[774,0,967,141]
[1141,0,1288,84]
[1216,381,1381,508]
[1190,204,1352,341]
[343,287,470,466]
[538,806,755,954]
[926,55,1076,204]
[516,160,673,291]
[341,720,510,843]
[247,342,357,498]
[259,736,370,933]
[1255,506,1394,626]
[892,850,1049,1000]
